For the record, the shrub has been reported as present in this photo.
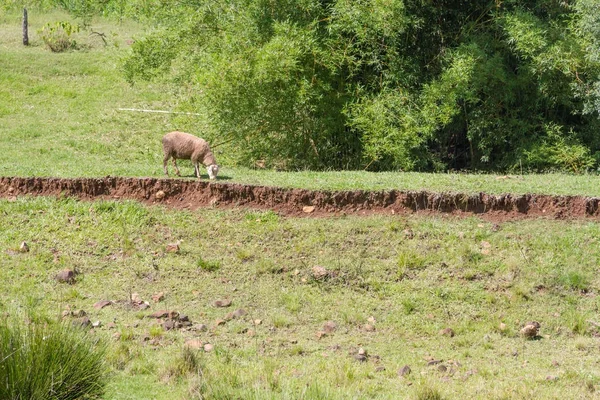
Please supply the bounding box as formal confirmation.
[38,21,79,52]
[0,319,108,400]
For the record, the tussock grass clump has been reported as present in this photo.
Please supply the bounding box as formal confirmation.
[0,319,108,400]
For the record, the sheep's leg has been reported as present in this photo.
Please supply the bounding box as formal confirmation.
[194,162,201,179]
[172,158,181,176]
[163,154,170,176]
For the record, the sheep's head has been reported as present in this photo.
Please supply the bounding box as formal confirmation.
[207,164,219,180]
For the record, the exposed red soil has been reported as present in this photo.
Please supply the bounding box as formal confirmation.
[1,176,599,221]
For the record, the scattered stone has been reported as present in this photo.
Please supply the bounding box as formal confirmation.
[131,293,142,303]
[19,241,29,253]
[358,347,367,356]
[107,322,117,329]
[354,354,367,362]
[185,339,203,350]
[302,206,315,213]
[247,329,256,337]
[93,300,112,309]
[213,299,232,308]
[403,229,414,239]
[367,316,376,324]
[315,331,326,340]
[398,365,411,377]
[179,314,189,322]
[73,317,91,328]
[162,320,176,330]
[215,319,226,326]
[113,332,121,340]
[165,243,180,253]
[55,269,75,284]
[363,324,376,332]
[520,321,541,339]
[73,309,87,317]
[427,359,443,366]
[546,375,558,381]
[203,343,214,352]
[193,324,208,332]
[155,190,165,200]
[311,265,328,280]
[439,327,455,337]
[224,312,234,321]
[375,366,386,372]
[498,322,507,332]
[92,320,102,328]
[149,310,170,319]
[323,321,337,333]
[61,310,71,319]
[437,364,447,373]
[254,319,262,326]
[152,292,165,303]
[168,310,180,320]
[138,302,150,310]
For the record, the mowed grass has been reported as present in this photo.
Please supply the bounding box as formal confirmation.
[2,11,600,196]
[1,196,600,399]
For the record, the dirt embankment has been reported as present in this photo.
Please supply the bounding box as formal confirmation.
[1,176,599,221]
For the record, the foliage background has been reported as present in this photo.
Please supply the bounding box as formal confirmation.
[5,0,600,173]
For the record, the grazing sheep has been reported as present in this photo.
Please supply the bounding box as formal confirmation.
[162,131,219,180]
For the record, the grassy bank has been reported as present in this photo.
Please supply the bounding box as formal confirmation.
[2,12,600,196]
[1,196,599,399]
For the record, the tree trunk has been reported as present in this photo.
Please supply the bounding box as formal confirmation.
[23,8,29,46]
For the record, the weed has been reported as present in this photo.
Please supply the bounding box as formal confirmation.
[197,257,221,272]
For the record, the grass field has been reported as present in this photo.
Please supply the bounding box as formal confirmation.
[2,10,600,400]
[2,196,600,399]
[2,11,600,196]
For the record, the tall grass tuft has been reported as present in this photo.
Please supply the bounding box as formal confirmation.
[0,319,108,400]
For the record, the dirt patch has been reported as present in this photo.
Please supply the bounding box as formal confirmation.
[1,176,599,221]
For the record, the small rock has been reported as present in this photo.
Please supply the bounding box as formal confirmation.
[311,266,328,280]
[152,292,165,303]
[179,314,189,322]
[93,300,112,309]
[302,206,315,213]
[165,243,180,253]
[107,322,117,329]
[168,310,180,320]
[138,302,150,310]
[367,316,376,324]
[354,354,367,362]
[213,299,232,308]
[203,343,214,352]
[55,269,75,284]
[323,321,337,333]
[155,190,165,200]
[131,293,142,303]
[185,339,203,350]
[149,310,169,319]
[398,365,411,377]
[546,375,558,381]
[73,317,91,328]
[162,320,176,330]
[363,324,375,332]
[437,364,447,373]
[498,322,507,332]
[375,366,386,372]
[19,241,29,253]
[92,320,102,328]
[520,321,540,338]
[193,324,208,332]
[254,319,262,326]
[358,347,367,356]
[439,327,455,337]
[232,309,247,319]
[247,329,256,337]
[315,331,326,340]
[403,229,414,239]
[427,359,443,366]
[73,309,87,317]
[215,319,226,326]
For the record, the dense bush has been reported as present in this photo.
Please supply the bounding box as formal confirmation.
[4,0,600,172]
[0,319,108,399]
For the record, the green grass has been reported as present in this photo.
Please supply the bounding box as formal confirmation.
[2,12,600,196]
[1,196,600,399]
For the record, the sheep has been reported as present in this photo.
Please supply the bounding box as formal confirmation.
[162,131,219,180]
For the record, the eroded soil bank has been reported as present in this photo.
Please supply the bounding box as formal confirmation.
[1,176,599,221]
